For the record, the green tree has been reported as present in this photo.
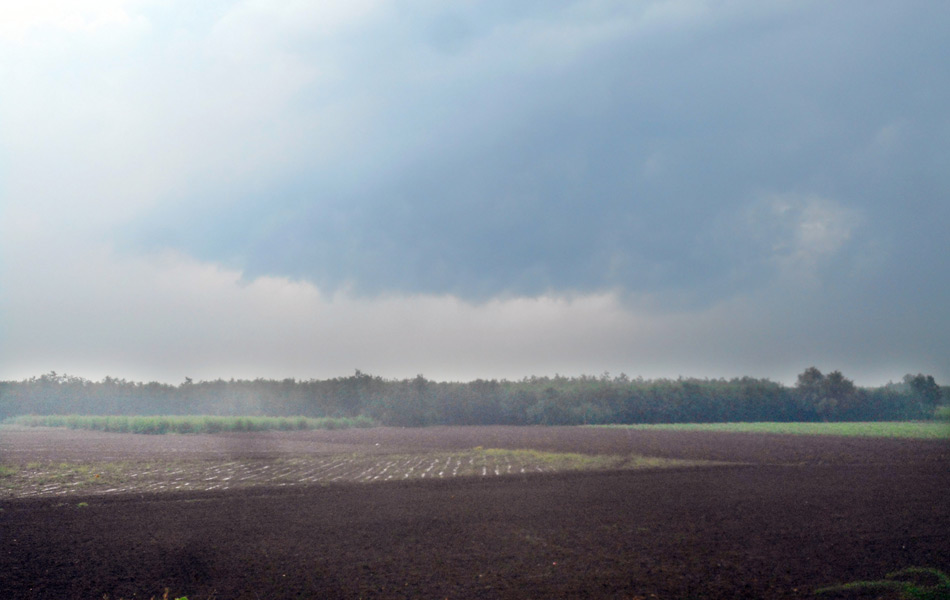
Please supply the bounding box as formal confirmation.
[904,373,943,411]
[795,367,859,421]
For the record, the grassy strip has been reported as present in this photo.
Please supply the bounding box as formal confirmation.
[0,460,137,494]
[3,414,376,434]
[598,421,950,439]
[473,447,700,471]
[816,567,950,599]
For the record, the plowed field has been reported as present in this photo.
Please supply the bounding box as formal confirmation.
[1,425,948,599]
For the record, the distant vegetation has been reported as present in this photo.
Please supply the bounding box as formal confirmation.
[0,368,945,427]
[4,414,374,434]
[603,422,950,439]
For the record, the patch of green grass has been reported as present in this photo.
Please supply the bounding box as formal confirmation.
[0,465,17,478]
[479,447,620,470]
[3,414,376,434]
[470,447,709,471]
[598,422,950,439]
[816,567,950,599]
[0,460,145,493]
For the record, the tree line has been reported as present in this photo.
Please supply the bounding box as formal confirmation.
[0,369,945,426]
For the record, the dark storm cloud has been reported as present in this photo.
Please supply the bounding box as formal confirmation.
[129,1,949,312]
[3,0,948,387]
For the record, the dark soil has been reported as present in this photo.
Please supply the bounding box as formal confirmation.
[1,427,948,599]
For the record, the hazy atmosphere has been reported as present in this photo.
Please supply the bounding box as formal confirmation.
[1,0,948,386]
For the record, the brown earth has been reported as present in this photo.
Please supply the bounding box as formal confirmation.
[1,426,948,599]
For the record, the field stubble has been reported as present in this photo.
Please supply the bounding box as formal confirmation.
[0,426,714,499]
[2,424,948,500]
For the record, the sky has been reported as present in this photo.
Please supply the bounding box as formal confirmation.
[1,0,948,387]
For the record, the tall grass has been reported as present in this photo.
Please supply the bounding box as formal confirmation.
[3,414,376,434]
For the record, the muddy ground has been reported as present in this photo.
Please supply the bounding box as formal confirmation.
[1,426,948,599]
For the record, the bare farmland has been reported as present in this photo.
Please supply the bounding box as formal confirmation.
[1,425,948,599]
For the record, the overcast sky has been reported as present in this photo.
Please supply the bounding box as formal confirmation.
[1,0,948,386]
